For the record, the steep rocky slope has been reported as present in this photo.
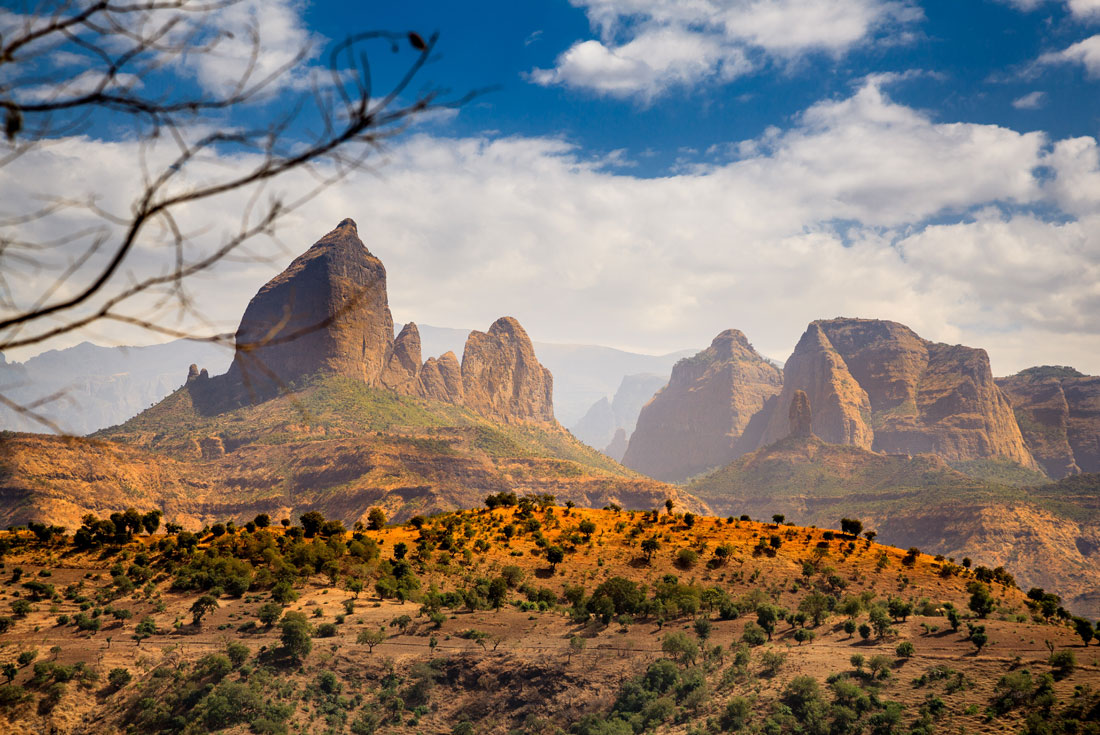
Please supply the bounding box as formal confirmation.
[621,330,782,482]
[997,366,1100,478]
[690,436,1100,617]
[570,373,668,450]
[755,318,1037,470]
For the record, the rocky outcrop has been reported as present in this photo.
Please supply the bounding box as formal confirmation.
[757,318,1038,469]
[460,317,555,424]
[223,218,395,398]
[418,351,465,405]
[758,323,873,450]
[570,373,668,450]
[381,322,422,396]
[604,428,628,462]
[997,367,1100,478]
[789,390,813,438]
[622,329,782,482]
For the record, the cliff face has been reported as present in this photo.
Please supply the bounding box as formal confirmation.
[757,318,1038,469]
[224,219,395,397]
[997,367,1100,478]
[381,322,423,396]
[758,323,873,450]
[621,330,782,482]
[206,220,556,425]
[460,317,555,424]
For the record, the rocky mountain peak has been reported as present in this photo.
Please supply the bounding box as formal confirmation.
[460,317,554,424]
[222,219,394,398]
[381,322,422,395]
[621,328,782,482]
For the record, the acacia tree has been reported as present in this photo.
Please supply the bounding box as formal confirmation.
[0,1,475,430]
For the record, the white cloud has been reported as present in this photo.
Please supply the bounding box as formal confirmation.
[1012,91,1046,109]
[1040,34,1100,76]
[1001,0,1100,19]
[3,79,1099,378]
[179,0,318,95]
[530,0,921,99]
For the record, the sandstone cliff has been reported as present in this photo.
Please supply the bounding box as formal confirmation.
[621,329,782,482]
[223,218,395,398]
[204,220,557,426]
[381,322,423,396]
[758,323,873,450]
[997,366,1100,478]
[757,318,1038,469]
[460,317,555,424]
[418,351,464,405]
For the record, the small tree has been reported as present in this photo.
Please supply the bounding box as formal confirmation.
[141,510,162,536]
[661,631,698,665]
[665,499,675,514]
[967,582,995,618]
[756,604,779,641]
[568,635,586,661]
[133,616,156,645]
[108,668,132,690]
[358,628,386,654]
[258,602,283,627]
[772,514,785,525]
[895,641,915,658]
[1072,617,1094,647]
[367,508,387,531]
[641,537,660,563]
[190,594,218,626]
[546,546,565,573]
[280,612,313,662]
[840,518,863,537]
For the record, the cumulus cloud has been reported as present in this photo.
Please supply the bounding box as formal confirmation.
[530,0,922,99]
[1040,34,1100,76]
[1001,0,1100,19]
[3,79,1098,376]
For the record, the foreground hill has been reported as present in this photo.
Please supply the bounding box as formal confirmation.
[689,436,1100,618]
[0,505,1094,735]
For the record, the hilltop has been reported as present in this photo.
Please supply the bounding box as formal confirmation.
[0,503,1095,734]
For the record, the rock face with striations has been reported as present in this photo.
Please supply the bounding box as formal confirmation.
[223,219,394,398]
[622,329,782,482]
[210,219,556,425]
[997,366,1100,478]
[381,322,422,396]
[758,323,873,450]
[789,390,813,438]
[460,317,554,424]
[418,351,465,405]
[757,318,1037,469]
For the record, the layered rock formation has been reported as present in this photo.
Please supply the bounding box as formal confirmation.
[460,317,554,424]
[788,390,813,438]
[224,219,394,397]
[756,318,1037,469]
[418,351,464,405]
[621,329,782,482]
[381,323,423,396]
[997,366,1100,478]
[758,323,873,450]
[201,219,555,425]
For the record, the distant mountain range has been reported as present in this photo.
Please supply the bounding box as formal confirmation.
[0,327,695,437]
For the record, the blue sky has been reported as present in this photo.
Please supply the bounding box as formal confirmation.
[317,0,1100,177]
[2,0,1100,375]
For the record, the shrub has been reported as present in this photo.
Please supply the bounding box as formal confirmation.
[896,641,915,658]
[741,622,767,646]
[107,668,132,690]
